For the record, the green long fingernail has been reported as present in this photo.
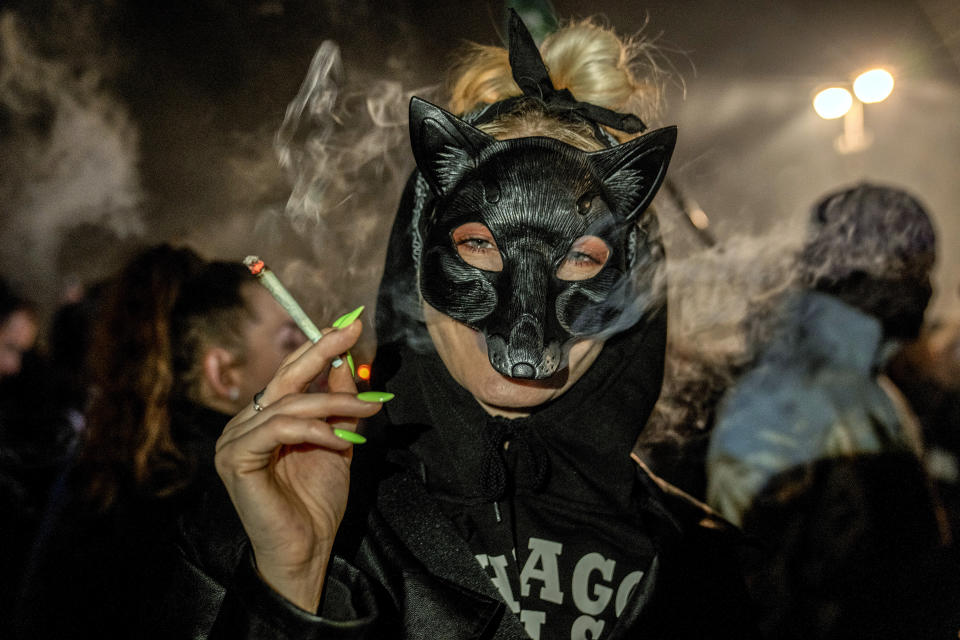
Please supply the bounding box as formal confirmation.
[357,391,394,403]
[346,352,355,377]
[332,305,365,329]
[334,428,366,444]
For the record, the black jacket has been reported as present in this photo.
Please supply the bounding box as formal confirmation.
[158,310,758,639]
[164,445,756,640]
[13,400,229,639]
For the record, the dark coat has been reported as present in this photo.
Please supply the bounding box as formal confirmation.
[164,446,757,640]
[13,400,229,640]
[162,324,757,638]
[707,292,960,639]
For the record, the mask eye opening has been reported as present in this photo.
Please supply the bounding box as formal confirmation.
[451,222,504,272]
[556,235,610,281]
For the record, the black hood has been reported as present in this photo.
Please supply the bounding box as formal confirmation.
[372,171,667,508]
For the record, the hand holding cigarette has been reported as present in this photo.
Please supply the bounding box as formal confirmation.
[219,257,393,610]
[214,316,387,611]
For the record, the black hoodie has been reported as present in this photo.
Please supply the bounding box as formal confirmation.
[336,172,754,638]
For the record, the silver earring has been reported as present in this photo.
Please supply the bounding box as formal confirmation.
[228,387,240,401]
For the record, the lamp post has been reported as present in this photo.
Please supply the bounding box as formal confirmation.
[813,68,894,154]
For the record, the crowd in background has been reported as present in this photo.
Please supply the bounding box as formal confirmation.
[1,182,959,639]
[0,246,307,637]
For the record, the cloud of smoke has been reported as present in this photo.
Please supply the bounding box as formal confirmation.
[274,40,433,236]
[0,11,144,309]
[664,230,805,365]
[267,40,438,358]
[635,224,807,477]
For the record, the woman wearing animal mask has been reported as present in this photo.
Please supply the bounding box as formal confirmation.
[182,12,757,639]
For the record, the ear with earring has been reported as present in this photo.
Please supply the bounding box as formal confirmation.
[228,387,240,402]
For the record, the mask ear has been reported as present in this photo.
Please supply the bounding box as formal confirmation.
[409,96,495,197]
[589,126,677,222]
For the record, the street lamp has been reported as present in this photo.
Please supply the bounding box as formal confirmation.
[813,87,854,119]
[813,68,894,154]
[853,69,895,103]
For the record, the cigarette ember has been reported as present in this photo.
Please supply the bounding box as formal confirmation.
[247,257,266,276]
[243,255,322,343]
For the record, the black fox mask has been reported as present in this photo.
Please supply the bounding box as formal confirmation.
[410,97,676,379]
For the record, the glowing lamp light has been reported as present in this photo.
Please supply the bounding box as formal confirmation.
[813,87,853,119]
[853,68,894,103]
[357,364,372,381]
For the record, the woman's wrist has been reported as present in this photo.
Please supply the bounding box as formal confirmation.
[253,551,330,613]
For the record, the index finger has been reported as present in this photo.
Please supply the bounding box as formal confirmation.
[271,320,363,398]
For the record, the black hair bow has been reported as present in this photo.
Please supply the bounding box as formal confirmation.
[505,8,647,135]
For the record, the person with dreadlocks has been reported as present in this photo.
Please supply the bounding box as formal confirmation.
[168,12,757,639]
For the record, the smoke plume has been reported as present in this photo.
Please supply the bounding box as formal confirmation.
[0,11,144,311]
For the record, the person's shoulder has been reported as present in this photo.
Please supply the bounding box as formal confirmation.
[631,454,762,634]
[632,452,741,540]
[710,358,844,459]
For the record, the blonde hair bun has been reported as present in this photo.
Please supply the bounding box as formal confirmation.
[447,17,664,134]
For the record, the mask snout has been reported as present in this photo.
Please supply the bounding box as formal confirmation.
[485,314,563,379]
[511,362,536,378]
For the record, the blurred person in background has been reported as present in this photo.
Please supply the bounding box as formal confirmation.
[706,183,959,639]
[0,278,40,638]
[0,279,38,381]
[14,243,306,639]
[886,280,960,542]
[45,283,106,443]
